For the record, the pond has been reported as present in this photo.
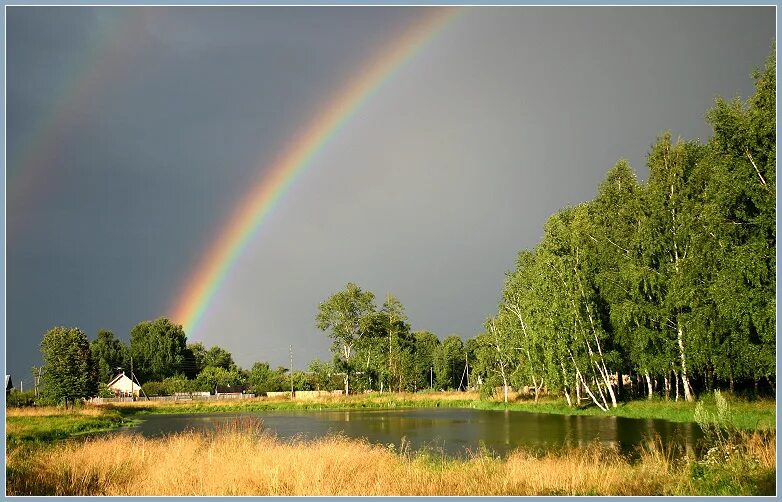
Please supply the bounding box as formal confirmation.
[119,407,703,459]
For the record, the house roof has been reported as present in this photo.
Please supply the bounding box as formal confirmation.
[216,383,245,394]
[106,372,129,387]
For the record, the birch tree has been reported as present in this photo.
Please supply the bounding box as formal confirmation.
[316,283,376,395]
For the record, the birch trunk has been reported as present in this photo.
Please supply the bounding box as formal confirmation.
[664,374,670,400]
[573,268,618,408]
[645,371,653,399]
[677,325,694,402]
[570,351,607,411]
[675,371,680,401]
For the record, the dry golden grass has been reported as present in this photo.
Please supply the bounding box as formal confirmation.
[12,421,772,496]
[6,405,108,418]
[95,390,480,412]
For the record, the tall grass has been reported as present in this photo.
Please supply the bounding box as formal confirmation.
[7,422,775,496]
[6,405,108,418]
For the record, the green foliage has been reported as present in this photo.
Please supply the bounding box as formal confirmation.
[6,390,36,407]
[96,383,115,398]
[129,318,189,383]
[194,366,244,394]
[247,362,288,394]
[474,46,776,405]
[316,283,376,395]
[434,336,465,390]
[40,327,98,406]
[90,330,128,384]
[307,358,340,391]
[412,331,440,391]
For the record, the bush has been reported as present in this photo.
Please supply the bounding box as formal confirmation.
[6,390,36,407]
[142,381,168,397]
[97,383,115,398]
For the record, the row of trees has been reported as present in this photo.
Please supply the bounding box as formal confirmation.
[471,49,776,406]
[34,306,473,404]
[315,283,475,395]
[316,49,776,405]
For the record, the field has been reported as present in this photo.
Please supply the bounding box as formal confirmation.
[5,393,777,496]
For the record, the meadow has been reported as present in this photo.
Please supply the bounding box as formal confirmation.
[5,392,777,496]
[6,416,775,496]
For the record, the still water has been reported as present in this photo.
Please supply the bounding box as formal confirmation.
[121,408,703,459]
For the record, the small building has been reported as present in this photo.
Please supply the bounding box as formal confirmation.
[5,375,13,395]
[215,383,244,397]
[106,372,140,398]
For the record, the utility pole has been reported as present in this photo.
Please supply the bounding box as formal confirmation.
[465,352,470,390]
[430,366,433,390]
[130,356,135,401]
[289,344,294,398]
[33,366,42,399]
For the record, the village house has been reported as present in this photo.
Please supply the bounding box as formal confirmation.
[5,375,13,395]
[106,372,140,398]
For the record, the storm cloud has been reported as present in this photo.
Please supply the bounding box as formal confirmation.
[6,7,775,384]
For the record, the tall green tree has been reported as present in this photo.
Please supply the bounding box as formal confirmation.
[246,362,288,394]
[129,317,189,383]
[701,48,776,391]
[382,294,410,392]
[316,283,376,395]
[90,330,128,384]
[434,335,466,390]
[40,327,98,407]
[412,331,440,390]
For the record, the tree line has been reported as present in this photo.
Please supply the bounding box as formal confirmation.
[315,48,776,405]
[470,47,776,406]
[33,308,469,404]
[28,47,774,408]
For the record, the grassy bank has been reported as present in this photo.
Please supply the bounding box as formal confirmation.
[7,421,775,496]
[472,395,777,431]
[110,391,775,431]
[5,406,136,446]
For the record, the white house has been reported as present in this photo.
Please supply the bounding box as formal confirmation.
[106,372,140,397]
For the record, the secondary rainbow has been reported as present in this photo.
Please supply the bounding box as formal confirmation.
[170,8,459,337]
[8,11,148,228]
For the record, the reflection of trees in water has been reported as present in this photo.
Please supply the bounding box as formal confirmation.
[125,409,703,460]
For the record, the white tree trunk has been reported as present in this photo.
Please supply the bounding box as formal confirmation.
[570,352,607,411]
[677,326,694,402]
[675,371,680,401]
[645,371,653,400]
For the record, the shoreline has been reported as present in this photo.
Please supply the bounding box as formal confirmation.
[105,392,775,431]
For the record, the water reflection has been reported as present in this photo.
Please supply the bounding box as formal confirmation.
[121,408,703,459]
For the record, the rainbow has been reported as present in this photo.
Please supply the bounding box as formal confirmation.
[170,8,460,337]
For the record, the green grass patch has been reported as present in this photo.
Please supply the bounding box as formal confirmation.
[6,410,137,446]
[471,396,776,431]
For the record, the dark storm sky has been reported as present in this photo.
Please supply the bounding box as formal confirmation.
[6,6,775,385]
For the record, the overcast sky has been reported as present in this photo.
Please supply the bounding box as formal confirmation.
[6,6,775,385]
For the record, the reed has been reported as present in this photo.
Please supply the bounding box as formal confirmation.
[7,422,775,496]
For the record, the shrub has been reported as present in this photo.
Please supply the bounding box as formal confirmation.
[6,390,36,407]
